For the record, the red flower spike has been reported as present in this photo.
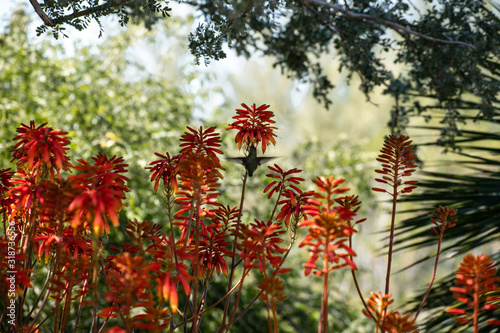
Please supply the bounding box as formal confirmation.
[11,121,71,179]
[431,205,457,234]
[298,178,359,277]
[236,220,287,274]
[100,252,169,328]
[265,165,304,200]
[211,205,239,231]
[276,189,315,228]
[194,226,232,277]
[147,152,182,194]
[298,176,358,278]
[226,103,277,153]
[180,126,224,169]
[311,176,350,206]
[68,153,129,235]
[372,135,418,198]
[173,127,224,227]
[334,195,366,225]
[447,254,500,328]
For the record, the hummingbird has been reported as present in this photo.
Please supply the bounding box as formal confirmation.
[227,145,277,177]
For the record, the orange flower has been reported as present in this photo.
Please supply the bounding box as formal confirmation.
[298,176,358,277]
[447,254,500,328]
[382,311,418,333]
[226,103,277,153]
[363,292,394,325]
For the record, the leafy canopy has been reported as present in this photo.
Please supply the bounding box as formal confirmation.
[29,0,499,135]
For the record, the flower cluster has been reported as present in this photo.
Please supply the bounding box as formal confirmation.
[299,176,357,277]
[11,121,71,179]
[0,121,131,332]
[372,135,418,197]
[68,153,130,235]
[431,205,457,235]
[363,292,417,333]
[447,254,500,329]
[226,103,277,152]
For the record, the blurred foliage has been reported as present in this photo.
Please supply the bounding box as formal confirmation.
[30,0,500,145]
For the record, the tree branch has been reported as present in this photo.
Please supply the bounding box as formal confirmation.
[28,0,55,27]
[49,0,132,25]
[301,0,476,50]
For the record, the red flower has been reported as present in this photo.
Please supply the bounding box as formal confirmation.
[264,164,304,199]
[8,170,38,217]
[372,135,418,197]
[237,220,287,273]
[431,205,457,235]
[226,103,277,153]
[276,189,315,229]
[312,176,350,205]
[195,226,232,277]
[11,121,71,178]
[161,250,192,313]
[298,176,358,277]
[147,152,182,194]
[68,153,129,235]
[180,126,223,169]
[100,253,161,325]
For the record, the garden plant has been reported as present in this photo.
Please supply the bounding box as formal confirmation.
[1,103,499,332]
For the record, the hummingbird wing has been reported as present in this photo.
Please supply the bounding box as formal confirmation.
[256,157,277,166]
[225,157,246,165]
